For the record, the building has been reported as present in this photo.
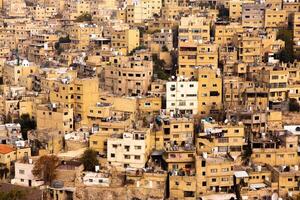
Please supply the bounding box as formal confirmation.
[178,16,210,43]
[242,3,265,28]
[107,129,151,169]
[11,159,44,187]
[36,103,74,133]
[178,41,218,78]
[111,29,140,54]
[104,53,153,96]
[197,67,222,116]
[166,80,198,115]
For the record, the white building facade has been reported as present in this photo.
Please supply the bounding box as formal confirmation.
[107,130,151,169]
[166,80,198,115]
[11,161,44,187]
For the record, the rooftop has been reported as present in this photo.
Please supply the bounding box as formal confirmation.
[0,144,15,154]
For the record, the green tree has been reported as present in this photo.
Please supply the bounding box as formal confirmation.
[75,13,92,22]
[0,189,26,200]
[217,5,229,21]
[32,155,59,184]
[153,54,170,80]
[14,114,36,140]
[162,45,169,52]
[128,45,147,55]
[276,28,295,63]
[80,148,99,171]
[289,98,300,112]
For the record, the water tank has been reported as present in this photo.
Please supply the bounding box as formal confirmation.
[257,165,262,172]
[51,180,64,188]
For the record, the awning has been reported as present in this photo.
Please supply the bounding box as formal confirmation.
[249,183,266,190]
[234,171,249,178]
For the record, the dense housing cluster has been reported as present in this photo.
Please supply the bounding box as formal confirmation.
[0,0,299,200]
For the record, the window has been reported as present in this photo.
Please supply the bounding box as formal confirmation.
[124,155,130,159]
[211,178,217,182]
[221,178,228,182]
[92,141,98,145]
[173,125,178,129]
[222,168,229,172]
[134,155,141,160]
[19,170,25,174]
[110,153,115,158]
[211,169,217,173]
[134,146,141,150]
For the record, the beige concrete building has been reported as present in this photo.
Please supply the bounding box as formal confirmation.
[36,103,73,133]
[107,129,151,169]
[104,54,153,96]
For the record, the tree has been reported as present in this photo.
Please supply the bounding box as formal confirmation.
[0,189,26,200]
[14,114,36,140]
[55,35,71,54]
[75,13,92,22]
[162,45,169,52]
[128,45,147,56]
[153,54,170,80]
[276,28,295,63]
[32,155,59,184]
[80,148,99,171]
[289,98,300,112]
[217,5,229,21]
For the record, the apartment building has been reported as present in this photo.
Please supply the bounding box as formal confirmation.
[36,103,74,133]
[268,165,300,197]
[107,129,151,169]
[196,154,235,196]
[242,3,265,28]
[157,116,194,148]
[0,144,31,169]
[214,22,243,46]
[88,102,132,154]
[251,132,299,166]
[49,76,100,126]
[238,30,263,63]
[293,12,300,57]
[197,67,222,116]
[259,67,289,103]
[111,29,140,54]
[178,16,210,43]
[197,120,246,157]
[126,0,162,24]
[11,159,44,187]
[282,0,300,17]
[178,41,218,78]
[28,5,58,21]
[264,9,287,28]
[28,33,58,63]
[149,29,173,51]
[163,142,195,172]
[104,54,153,96]
[68,23,101,51]
[64,0,91,20]
[3,59,38,86]
[166,80,198,115]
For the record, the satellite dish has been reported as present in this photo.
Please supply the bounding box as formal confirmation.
[271,193,278,200]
